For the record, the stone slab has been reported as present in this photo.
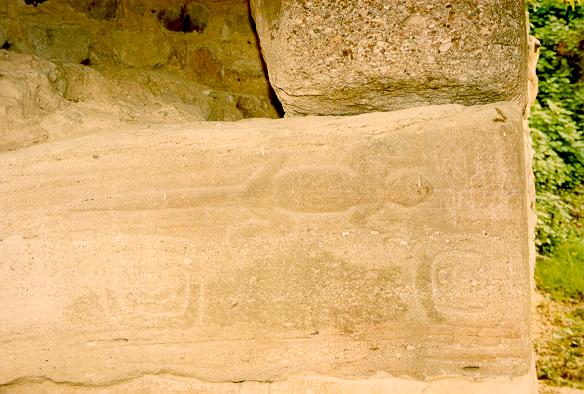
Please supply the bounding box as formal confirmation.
[251,0,529,115]
[0,103,531,387]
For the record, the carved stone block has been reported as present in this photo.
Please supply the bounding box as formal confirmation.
[0,102,531,389]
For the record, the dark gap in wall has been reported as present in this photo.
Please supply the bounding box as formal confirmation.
[1,41,11,50]
[247,2,284,118]
[24,0,48,6]
[157,3,209,33]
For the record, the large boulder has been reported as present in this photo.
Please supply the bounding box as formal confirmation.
[251,0,529,115]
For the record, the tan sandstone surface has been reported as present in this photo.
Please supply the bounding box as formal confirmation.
[0,102,533,392]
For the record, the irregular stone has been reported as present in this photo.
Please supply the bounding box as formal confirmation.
[110,30,172,68]
[186,2,211,33]
[187,46,224,85]
[0,51,279,151]
[26,23,91,64]
[65,0,118,20]
[251,0,529,115]
[0,0,280,116]
[0,102,532,389]
[0,50,65,149]
[156,6,187,32]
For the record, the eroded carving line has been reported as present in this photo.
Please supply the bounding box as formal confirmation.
[72,150,433,226]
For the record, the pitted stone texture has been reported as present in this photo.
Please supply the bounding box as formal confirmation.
[251,0,529,115]
[0,103,531,388]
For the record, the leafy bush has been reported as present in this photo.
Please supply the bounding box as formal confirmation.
[528,0,584,253]
[565,0,584,9]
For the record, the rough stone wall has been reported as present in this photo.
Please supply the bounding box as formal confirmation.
[0,0,281,151]
[0,0,272,97]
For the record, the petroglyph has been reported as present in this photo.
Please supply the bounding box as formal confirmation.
[272,167,362,213]
[73,150,433,224]
[415,255,444,323]
[412,249,518,324]
[104,248,199,325]
[430,251,513,321]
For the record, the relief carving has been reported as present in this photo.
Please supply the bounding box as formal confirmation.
[104,248,199,326]
[427,251,513,321]
[75,139,433,227]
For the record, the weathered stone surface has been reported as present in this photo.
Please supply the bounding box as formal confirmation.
[26,24,91,64]
[251,0,529,115]
[0,50,66,149]
[0,102,531,389]
[65,0,118,20]
[0,50,278,152]
[110,30,172,68]
[0,0,280,118]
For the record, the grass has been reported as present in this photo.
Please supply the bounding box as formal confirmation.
[535,233,584,389]
[536,237,584,301]
[536,299,584,389]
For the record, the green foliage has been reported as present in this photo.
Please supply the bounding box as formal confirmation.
[536,236,584,301]
[528,0,584,253]
[565,0,584,9]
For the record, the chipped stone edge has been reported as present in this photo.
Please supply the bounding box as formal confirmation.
[0,369,538,393]
[525,3,541,388]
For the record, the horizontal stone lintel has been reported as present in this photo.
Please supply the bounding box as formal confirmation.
[0,102,531,385]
